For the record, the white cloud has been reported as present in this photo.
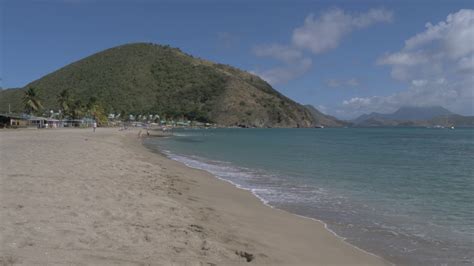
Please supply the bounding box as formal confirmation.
[411,79,428,87]
[339,78,471,117]
[251,58,312,85]
[343,97,374,108]
[252,44,313,85]
[336,74,473,119]
[404,9,474,59]
[377,9,474,81]
[457,54,474,73]
[376,51,428,66]
[334,9,474,118]
[317,105,328,113]
[326,78,360,88]
[252,8,393,85]
[292,8,393,54]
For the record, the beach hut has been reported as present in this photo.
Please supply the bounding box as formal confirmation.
[28,116,49,128]
[0,114,28,128]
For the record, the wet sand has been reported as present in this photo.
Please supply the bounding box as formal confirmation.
[0,128,389,265]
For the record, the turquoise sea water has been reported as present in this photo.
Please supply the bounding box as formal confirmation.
[143,128,474,265]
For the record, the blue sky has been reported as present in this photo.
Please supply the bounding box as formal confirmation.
[2,0,473,118]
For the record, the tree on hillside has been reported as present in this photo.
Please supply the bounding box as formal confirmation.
[57,89,72,119]
[23,87,43,115]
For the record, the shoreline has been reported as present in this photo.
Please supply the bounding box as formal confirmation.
[147,138,392,265]
[1,128,390,265]
[140,130,392,265]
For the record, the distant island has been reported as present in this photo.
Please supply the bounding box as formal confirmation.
[0,42,344,128]
[353,106,474,127]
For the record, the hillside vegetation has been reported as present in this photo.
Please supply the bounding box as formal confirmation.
[0,88,23,113]
[0,43,339,127]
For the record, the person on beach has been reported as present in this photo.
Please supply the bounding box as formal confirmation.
[93,122,97,132]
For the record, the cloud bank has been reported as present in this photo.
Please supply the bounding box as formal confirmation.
[293,8,393,54]
[337,9,474,118]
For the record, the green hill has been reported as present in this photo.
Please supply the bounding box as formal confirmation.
[0,42,341,127]
[0,88,23,113]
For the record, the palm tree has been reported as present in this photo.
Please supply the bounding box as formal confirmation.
[70,99,84,120]
[85,96,107,126]
[23,87,43,115]
[57,89,72,118]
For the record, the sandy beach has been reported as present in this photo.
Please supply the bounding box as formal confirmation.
[0,128,389,265]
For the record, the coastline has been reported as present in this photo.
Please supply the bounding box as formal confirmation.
[159,149,390,262]
[1,128,390,265]
[145,134,393,265]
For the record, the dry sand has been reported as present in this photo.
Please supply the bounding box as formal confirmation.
[0,128,389,265]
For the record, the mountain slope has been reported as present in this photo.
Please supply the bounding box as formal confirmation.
[304,105,348,127]
[0,88,23,113]
[353,106,473,127]
[354,106,455,126]
[0,43,331,127]
[389,106,453,120]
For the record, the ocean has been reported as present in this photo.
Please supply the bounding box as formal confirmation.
[143,128,474,265]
